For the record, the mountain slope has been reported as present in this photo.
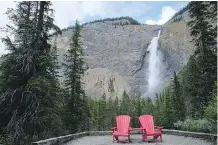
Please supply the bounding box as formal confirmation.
[51,13,194,99]
[157,7,195,87]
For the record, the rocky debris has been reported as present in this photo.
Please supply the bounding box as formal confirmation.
[82,68,131,100]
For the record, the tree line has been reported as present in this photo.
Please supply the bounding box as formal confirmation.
[60,16,140,32]
[88,71,216,133]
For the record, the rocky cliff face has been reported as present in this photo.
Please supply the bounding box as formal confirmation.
[157,10,195,89]
[51,10,194,99]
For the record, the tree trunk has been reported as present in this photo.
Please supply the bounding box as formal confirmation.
[36,1,45,52]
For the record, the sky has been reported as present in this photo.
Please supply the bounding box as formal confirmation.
[0,1,189,55]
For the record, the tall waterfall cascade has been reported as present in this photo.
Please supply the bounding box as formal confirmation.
[146,30,164,97]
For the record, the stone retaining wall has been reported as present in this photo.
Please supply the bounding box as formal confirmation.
[32,132,88,145]
[162,129,217,142]
[89,131,111,136]
[32,130,217,145]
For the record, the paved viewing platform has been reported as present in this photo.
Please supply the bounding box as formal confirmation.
[64,134,213,145]
[32,130,217,145]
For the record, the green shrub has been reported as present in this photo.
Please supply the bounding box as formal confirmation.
[174,118,213,133]
[204,83,217,133]
[0,134,13,145]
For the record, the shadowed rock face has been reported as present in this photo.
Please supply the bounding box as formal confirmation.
[50,13,195,99]
[158,10,195,89]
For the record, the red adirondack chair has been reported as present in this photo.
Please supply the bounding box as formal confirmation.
[139,114,163,143]
[111,115,132,143]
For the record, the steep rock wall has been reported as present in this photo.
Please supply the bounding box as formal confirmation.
[51,15,194,99]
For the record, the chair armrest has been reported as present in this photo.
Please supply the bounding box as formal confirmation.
[140,127,146,131]
[155,126,163,132]
[127,127,132,134]
[111,127,117,132]
[139,127,146,134]
[155,126,163,129]
[155,126,164,129]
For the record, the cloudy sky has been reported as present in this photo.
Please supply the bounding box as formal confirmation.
[0,1,189,55]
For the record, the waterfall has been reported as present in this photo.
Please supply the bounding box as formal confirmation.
[146,30,163,97]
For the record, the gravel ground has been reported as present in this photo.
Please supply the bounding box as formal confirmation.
[64,134,213,145]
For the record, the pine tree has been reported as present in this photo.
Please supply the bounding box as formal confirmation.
[51,37,61,76]
[181,56,201,117]
[98,93,107,130]
[62,20,86,133]
[79,95,89,132]
[187,2,217,117]
[89,98,99,130]
[120,91,131,115]
[88,98,94,130]
[171,72,185,121]
[130,98,137,127]
[114,96,120,116]
[140,98,146,114]
[105,96,115,129]
[132,96,141,127]
[204,82,217,133]
[163,88,174,128]
[154,93,165,125]
[0,2,62,144]
[144,97,154,115]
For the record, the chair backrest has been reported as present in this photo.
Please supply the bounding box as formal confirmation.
[116,115,131,133]
[139,114,155,133]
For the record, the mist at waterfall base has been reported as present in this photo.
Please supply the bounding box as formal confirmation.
[144,30,165,99]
